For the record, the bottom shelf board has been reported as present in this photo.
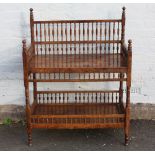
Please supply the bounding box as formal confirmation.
[30,103,125,128]
[32,103,124,116]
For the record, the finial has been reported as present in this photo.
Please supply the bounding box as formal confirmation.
[128,39,132,44]
[22,40,26,48]
[30,8,34,21]
[122,6,126,11]
[128,39,132,51]
[122,6,126,17]
[121,6,126,43]
[30,8,33,12]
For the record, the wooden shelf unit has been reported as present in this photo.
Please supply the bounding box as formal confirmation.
[22,7,132,146]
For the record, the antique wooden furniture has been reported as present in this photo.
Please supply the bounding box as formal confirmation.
[22,7,132,146]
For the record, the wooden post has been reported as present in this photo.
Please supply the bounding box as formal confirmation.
[119,7,126,113]
[127,40,132,87]
[22,40,32,146]
[121,6,126,44]
[125,39,132,146]
[30,8,34,43]
[30,8,37,106]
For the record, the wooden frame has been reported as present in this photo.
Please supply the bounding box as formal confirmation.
[22,7,132,146]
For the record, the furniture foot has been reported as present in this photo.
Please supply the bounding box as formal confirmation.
[124,85,131,146]
[27,127,32,146]
[28,143,32,147]
[28,135,32,146]
[125,135,129,146]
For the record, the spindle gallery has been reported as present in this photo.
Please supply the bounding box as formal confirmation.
[22,7,132,146]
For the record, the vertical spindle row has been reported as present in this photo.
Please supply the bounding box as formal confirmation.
[79,23,81,66]
[52,23,55,68]
[70,23,72,67]
[96,22,98,59]
[40,24,42,57]
[108,22,111,66]
[35,24,38,55]
[48,23,50,55]
[87,23,89,55]
[31,20,125,83]
[100,22,102,57]
[61,23,63,50]
[92,22,94,66]
[83,23,85,63]
[44,23,47,55]
[113,22,115,67]
[56,23,59,68]
[104,22,107,67]
[117,22,120,66]
[74,23,76,66]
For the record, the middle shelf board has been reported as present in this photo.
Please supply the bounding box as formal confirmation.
[28,72,127,82]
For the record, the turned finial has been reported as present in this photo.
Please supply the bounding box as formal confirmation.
[122,6,126,19]
[30,8,33,12]
[128,39,132,51]
[122,6,126,12]
[122,7,126,15]
[22,40,26,49]
[30,8,34,21]
[121,6,126,43]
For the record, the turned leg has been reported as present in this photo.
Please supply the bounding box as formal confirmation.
[33,73,37,103]
[125,86,130,146]
[125,119,129,146]
[124,40,132,146]
[23,40,33,146]
[119,73,124,109]
[27,124,32,146]
[25,83,32,146]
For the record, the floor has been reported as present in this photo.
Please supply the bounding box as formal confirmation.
[0,120,154,151]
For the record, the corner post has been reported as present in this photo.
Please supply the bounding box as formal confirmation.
[125,39,132,146]
[30,8,34,43]
[119,7,126,111]
[22,40,32,146]
[30,8,37,106]
[127,40,132,87]
[121,6,126,45]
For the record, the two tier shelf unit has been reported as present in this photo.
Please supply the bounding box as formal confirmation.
[22,7,132,146]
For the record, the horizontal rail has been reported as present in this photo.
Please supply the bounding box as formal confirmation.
[34,40,121,45]
[33,19,122,24]
[34,103,120,105]
[31,114,124,119]
[29,78,127,82]
[31,123,124,129]
[29,68,127,73]
[36,90,119,94]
